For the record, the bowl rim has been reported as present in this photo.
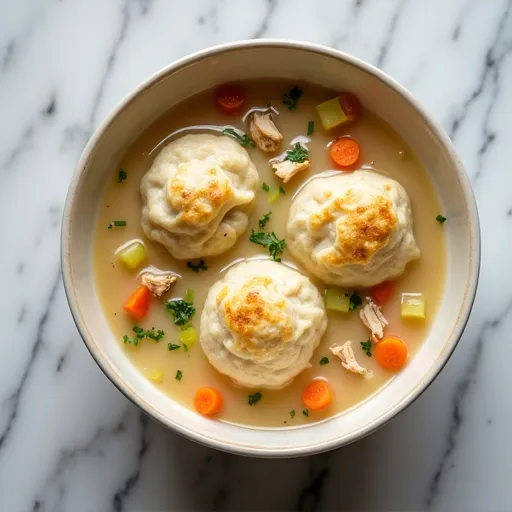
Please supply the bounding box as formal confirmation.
[61,38,481,458]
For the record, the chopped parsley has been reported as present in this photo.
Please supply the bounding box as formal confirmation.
[290,409,296,418]
[436,215,447,223]
[175,370,183,381]
[320,356,329,365]
[167,343,181,351]
[248,392,262,406]
[285,143,309,163]
[123,335,139,346]
[107,220,126,229]
[307,121,315,136]
[123,326,164,345]
[360,340,372,357]
[302,408,309,417]
[118,168,127,183]
[222,128,255,148]
[268,234,286,262]
[258,212,272,229]
[187,260,208,273]
[165,299,195,326]
[282,86,303,110]
[349,292,362,311]
[183,343,189,352]
[262,182,270,192]
[249,230,269,246]
[279,185,286,195]
[249,230,286,262]
[145,330,165,342]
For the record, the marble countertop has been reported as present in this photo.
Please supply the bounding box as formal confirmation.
[1,0,511,510]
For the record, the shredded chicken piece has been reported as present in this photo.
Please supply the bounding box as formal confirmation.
[330,341,373,379]
[248,111,283,152]
[360,298,388,342]
[141,273,178,298]
[272,159,310,183]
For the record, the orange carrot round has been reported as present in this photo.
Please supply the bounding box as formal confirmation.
[330,136,360,169]
[374,336,409,371]
[372,281,395,305]
[194,387,223,416]
[302,379,333,411]
[123,285,151,320]
[215,84,245,114]
[339,92,361,120]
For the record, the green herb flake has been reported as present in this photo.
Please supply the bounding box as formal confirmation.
[175,370,183,381]
[249,230,269,247]
[258,212,272,229]
[167,343,181,351]
[183,343,189,352]
[282,86,303,110]
[146,329,165,341]
[307,121,315,136]
[360,340,372,357]
[248,392,263,406]
[123,335,138,346]
[124,326,165,345]
[436,215,447,223]
[320,356,329,365]
[165,299,196,326]
[262,182,270,192]
[290,410,296,418]
[349,292,362,311]
[302,408,309,417]
[222,128,255,148]
[249,230,286,262]
[279,185,286,195]
[187,260,208,273]
[107,220,127,229]
[285,143,309,163]
[118,168,127,183]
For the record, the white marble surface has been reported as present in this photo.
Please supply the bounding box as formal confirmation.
[1,0,512,510]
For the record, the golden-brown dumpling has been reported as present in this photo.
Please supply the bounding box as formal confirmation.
[200,260,327,389]
[286,170,420,287]
[140,134,259,259]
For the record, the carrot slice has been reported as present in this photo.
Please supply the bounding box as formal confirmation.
[194,387,223,416]
[330,136,360,169]
[374,336,409,371]
[372,281,395,305]
[215,84,245,114]
[302,379,333,411]
[339,92,361,120]
[123,285,151,320]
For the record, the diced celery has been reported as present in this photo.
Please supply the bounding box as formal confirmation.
[316,97,349,131]
[268,187,280,203]
[324,287,350,313]
[180,326,198,348]
[116,241,147,270]
[401,293,426,319]
[148,369,163,382]
[184,288,195,304]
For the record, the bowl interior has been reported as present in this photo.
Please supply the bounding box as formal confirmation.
[62,42,479,456]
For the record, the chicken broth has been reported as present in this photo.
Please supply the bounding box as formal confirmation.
[94,80,445,427]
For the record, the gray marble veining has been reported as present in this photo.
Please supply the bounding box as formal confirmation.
[1,0,512,510]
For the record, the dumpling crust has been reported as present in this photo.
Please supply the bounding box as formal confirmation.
[286,170,420,287]
[200,260,327,389]
[140,134,259,259]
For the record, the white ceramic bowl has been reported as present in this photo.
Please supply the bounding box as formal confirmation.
[62,40,480,457]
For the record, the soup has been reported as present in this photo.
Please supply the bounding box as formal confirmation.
[94,80,445,427]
